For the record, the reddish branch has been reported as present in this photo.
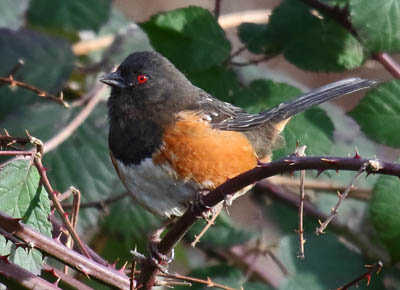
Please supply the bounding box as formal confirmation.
[0,212,130,289]
[137,156,398,288]
[0,76,69,107]
[336,261,383,290]
[0,256,59,289]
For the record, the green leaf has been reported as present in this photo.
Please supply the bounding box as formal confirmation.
[279,234,384,290]
[370,175,400,261]
[0,159,52,274]
[350,0,400,52]
[2,102,125,230]
[0,0,29,29]
[0,28,74,121]
[267,0,364,72]
[188,212,255,248]
[349,80,400,147]
[140,6,231,72]
[100,198,162,256]
[231,80,334,158]
[238,23,281,55]
[27,0,111,33]
[188,66,240,102]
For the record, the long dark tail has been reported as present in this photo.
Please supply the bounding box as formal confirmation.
[219,78,376,131]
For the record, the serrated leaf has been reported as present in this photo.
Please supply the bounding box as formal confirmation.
[27,0,111,33]
[279,234,384,290]
[267,0,364,72]
[0,0,29,30]
[350,0,400,52]
[238,22,281,55]
[140,6,231,72]
[370,175,400,261]
[188,212,254,248]
[0,159,52,274]
[188,66,240,102]
[349,80,400,147]
[0,28,74,121]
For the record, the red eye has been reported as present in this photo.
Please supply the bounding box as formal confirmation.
[137,74,148,84]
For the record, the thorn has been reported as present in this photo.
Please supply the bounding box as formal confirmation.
[59,91,64,100]
[25,129,31,138]
[76,265,90,279]
[316,169,325,177]
[54,277,61,286]
[43,267,58,278]
[118,261,128,273]
[366,273,371,286]
[38,92,46,97]
[353,147,361,159]
[0,254,10,264]
[3,129,10,136]
[336,191,342,197]
[318,219,323,225]
[53,232,63,243]
[111,258,119,269]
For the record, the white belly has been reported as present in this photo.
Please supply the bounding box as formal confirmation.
[115,158,200,218]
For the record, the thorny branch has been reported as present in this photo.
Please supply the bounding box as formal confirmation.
[137,156,395,289]
[0,211,131,289]
[295,145,307,259]
[0,76,69,107]
[316,162,368,235]
[336,261,383,290]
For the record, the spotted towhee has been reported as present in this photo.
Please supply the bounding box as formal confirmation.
[101,51,375,219]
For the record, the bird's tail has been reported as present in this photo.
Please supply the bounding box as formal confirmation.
[264,78,376,122]
[219,78,376,131]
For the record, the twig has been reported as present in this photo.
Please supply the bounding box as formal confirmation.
[0,256,60,289]
[0,211,130,289]
[43,84,105,153]
[160,272,240,290]
[256,180,390,263]
[230,55,273,66]
[137,156,395,289]
[130,254,136,290]
[191,205,222,247]
[64,187,81,274]
[269,175,371,200]
[214,0,222,19]
[315,162,368,235]
[62,192,129,210]
[0,76,69,108]
[33,149,91,259]
[335,261,383,290]
[373,53,400,79]
[295,145,307,259]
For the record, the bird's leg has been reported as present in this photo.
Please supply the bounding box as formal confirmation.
[191,189,213,221]
[147,219,175,271]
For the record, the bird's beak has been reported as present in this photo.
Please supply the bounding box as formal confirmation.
[100,71,126,88]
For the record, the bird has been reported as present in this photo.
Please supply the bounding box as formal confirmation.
[101,51,375,219]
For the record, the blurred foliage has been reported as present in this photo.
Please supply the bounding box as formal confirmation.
[1,0,400,289]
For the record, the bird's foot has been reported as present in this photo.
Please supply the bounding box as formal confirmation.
[191,189,212,221]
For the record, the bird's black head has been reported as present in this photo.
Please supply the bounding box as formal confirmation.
[101,51,193,107]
